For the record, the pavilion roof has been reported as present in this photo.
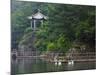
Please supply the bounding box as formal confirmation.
[28,9,48,20]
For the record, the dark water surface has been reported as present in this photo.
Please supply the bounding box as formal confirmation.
[11,58,96,75]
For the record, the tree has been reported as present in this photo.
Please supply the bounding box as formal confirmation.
[11,0,96,53]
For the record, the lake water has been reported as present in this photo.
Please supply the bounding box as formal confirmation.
[11,58,96,75]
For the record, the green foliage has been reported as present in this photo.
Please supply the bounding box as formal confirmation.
[75,9,96,47]
[56,34,71,52]
[11,0,95,52]
[24,27,33,33]
[47,42,56,51]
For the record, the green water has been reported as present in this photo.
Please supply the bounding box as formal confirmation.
[11,58,96,75]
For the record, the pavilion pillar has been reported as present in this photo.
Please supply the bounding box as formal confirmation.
[41,20,43,28]
[31,20,33,29]
[33,20,36,30]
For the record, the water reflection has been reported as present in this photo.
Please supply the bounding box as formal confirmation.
[11,59,18,75]
[11,58,96,75]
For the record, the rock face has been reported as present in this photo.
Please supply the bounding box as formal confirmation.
[18,32,37,56]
